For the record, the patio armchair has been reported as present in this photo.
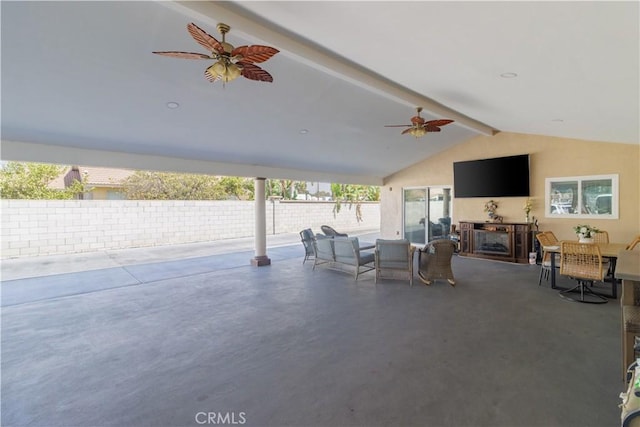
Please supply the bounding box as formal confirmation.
[313,235,335,270]
[321,225,348,237]
[332,237,375,280]
[299,228,316,264]
[418,239,456,286]
[374,239,416,286]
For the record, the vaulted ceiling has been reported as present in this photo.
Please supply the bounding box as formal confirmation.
[2,1,638,185]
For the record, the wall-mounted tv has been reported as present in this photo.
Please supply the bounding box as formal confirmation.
[453,154,530,198]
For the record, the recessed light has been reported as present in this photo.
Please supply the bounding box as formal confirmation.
[166,101,180,109]
[500,72,518,78]
[299,129,309,134]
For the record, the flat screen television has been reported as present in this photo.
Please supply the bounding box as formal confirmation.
[453,154,530,198]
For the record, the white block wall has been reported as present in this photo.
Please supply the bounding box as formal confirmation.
[0,200,379,258]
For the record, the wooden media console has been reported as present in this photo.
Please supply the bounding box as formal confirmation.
[459,221,533,264]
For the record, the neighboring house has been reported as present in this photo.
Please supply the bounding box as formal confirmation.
[49,166,134,200]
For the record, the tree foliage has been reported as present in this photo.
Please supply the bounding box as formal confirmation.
[0,162,87,199]
[217,176,255,200]
[121,171,254,200]
[0,162,381,209]
[331,183,380,222]
[265,179,307,200]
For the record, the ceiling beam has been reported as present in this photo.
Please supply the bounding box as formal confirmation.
[166,1,497,137]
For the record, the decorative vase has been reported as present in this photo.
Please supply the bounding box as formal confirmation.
[525,214,530,223]
[578,234,594,243]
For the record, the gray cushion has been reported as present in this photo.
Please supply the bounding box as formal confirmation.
[359,252,375,265]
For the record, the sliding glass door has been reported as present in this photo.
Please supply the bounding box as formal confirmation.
[403,186,453,245]
[404,188,427,244]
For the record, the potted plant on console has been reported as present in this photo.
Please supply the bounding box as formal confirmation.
[484,200,503,223]
[573,224,599,243]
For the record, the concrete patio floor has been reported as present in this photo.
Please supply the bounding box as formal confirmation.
[1,230,624,427]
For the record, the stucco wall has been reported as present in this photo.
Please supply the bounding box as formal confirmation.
[1,200,379,258]
[380,132,639,243]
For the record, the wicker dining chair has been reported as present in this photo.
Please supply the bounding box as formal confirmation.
[418,239,456,286]
[545,231,559,244]
[593,230,610,244]
[559,241,607,304]
[591,230,614,277]
[535,231,560,286]
[627,234,640,250]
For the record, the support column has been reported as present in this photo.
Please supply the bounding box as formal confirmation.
[251,177,271,267]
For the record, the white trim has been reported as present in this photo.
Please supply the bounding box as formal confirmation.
[545,174,619,219]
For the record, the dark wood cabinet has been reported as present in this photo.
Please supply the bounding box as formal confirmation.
[459,221,532,264]
[460,222,473,254]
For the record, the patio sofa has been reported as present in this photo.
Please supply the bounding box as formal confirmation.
[312,236,375,279]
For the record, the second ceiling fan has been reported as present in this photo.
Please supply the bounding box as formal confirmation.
[385,107,454,138]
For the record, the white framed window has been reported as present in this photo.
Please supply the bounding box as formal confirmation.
[545,174,618,219]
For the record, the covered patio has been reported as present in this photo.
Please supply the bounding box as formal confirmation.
[1,2,636,425]
[1,232,622,426]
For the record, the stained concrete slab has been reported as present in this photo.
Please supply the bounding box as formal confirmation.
[1,230,357,281]
[0,233,351,307]
[0,231,625,427]
[1,267,140,306]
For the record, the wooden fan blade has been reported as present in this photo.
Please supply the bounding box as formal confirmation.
[187,22,224,54]
[232,45,279,63]
[153,51,213,60]
[238,62,273,82]
[423,125,442,132]
[410,116,425,125]
[401,128,414,135]
[384,125,412,128]
[204,69,221,83]
[425,119,454,127]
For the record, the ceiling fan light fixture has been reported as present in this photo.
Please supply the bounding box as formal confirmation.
[225,62,242,81]
[208,60,242,82]
[408,127,427,138]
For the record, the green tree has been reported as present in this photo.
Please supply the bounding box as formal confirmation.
[123,171,218,200]
[0,162,87,199]
[331,183,380,222]
[265,179,306,200]
[121,171,255,200]
[218,176,254,200]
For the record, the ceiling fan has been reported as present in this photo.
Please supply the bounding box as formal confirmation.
[153,22,279,84]
[385,107,454,138]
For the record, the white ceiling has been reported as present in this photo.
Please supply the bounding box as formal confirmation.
[2,1,638,185]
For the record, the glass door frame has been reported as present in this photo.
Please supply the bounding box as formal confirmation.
[403,185,453,246]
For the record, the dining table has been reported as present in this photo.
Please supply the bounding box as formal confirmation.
[543,241,629,299]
